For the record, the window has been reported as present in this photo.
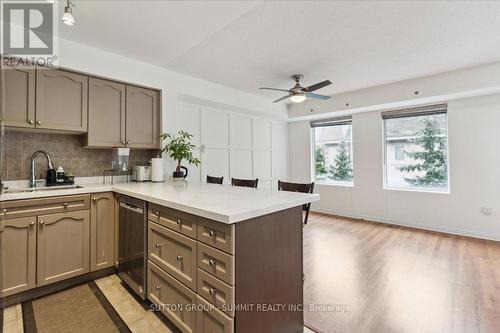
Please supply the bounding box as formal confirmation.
[383,104,449,192]
[395,145,405,161]
[311,116,353,185]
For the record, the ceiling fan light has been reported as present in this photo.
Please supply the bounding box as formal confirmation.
[289,93,306,103]
[62,5,75,25]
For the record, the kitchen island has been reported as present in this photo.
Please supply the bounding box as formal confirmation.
[1,181,319,333]
[113,182,319,333]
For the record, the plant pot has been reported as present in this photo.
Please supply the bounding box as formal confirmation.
[172,171,184,182]
[172,166,188,182]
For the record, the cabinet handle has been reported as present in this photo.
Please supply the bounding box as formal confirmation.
[92,197,97,202]
[36,120,42,125]
[29,221,35,228]
[155,243,162,248]
[3,208,7,214]
[121,141,126,145]
[176,255,183,261]
[28,120,34,124]
[155,211,160,217]
[176,219,182,225]
[126,141,131,145]
[209,229,216,238]
[208,259,216,267]
[209,288,216,295]
[155,285,161,291]
[63,202,69,208]
[39,220,45,226]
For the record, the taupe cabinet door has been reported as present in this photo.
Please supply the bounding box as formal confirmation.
[87,78,126,148]
[90,192,115,271]
[1,64,36,128]
[126,86,160,149]
[36,69,88,132]
[37,210,90,286]
[0,217,37,297]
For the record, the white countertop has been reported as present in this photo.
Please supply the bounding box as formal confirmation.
[0,183,113,201]
[1,181,319,224]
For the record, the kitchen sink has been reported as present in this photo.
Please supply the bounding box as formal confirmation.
[3,185,84,194]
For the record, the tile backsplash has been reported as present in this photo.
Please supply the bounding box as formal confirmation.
[0,130,160,181]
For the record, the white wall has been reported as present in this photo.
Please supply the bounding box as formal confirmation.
[289,93,500,241]
[55,38,288,181]
[176,103,288,189]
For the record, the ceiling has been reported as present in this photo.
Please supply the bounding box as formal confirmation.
[59,1,500,101]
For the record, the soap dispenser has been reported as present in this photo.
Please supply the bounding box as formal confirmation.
[56,166,65,183]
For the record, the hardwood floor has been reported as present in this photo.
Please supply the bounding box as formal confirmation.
[303,213,500,333]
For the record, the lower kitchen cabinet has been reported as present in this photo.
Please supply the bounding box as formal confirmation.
[90,192,115,271]
[0,217,37,297]
[197,295,234,333]
[37,210,90,286]
[148,261,197,333]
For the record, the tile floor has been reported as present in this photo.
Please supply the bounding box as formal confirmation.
[2,274,317,333]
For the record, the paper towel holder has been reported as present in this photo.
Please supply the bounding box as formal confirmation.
[151,156,164,182]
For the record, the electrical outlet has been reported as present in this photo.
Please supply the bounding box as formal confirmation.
[481,207,493,215]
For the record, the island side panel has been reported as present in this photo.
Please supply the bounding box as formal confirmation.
[234,205,303,333]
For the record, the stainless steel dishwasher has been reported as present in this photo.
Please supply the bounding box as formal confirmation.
[117,195,147,299]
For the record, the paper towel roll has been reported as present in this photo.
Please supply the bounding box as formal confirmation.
[151,158,164,182]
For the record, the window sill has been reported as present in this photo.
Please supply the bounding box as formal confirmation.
[383,186,450,194]
[315,182,354,188]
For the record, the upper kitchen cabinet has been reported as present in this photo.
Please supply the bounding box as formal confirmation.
[36,69,88,132]
[1,63,36,128]
[85,78,126,148]
[126,85,160,149]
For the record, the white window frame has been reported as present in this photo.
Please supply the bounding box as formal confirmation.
[311,120,354,187]
[382,105,451,194]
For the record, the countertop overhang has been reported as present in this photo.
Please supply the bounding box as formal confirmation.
[0,182,320,224]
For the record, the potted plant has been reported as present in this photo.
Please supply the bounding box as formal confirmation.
[160,130,201,181]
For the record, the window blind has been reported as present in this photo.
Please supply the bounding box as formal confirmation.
[381,103,447,120]
[310,116,352,128]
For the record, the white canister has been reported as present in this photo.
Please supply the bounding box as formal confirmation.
[151,157,164,182]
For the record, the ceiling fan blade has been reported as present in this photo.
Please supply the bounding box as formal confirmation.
[306,92,330,100]
[259,87,290,92]
[306,80,332,92]
[272,95,290,103]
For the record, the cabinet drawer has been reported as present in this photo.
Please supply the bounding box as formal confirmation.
[1,195,90,220]
[148,221,197,290]
[148,261,196,333]
[196,295,234,333]
[149,203,197,239]
[197,218,234,254]
[198,242,234,285]
[197,269,234,317]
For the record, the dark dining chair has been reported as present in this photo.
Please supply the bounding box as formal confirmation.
[231,177,258,188]
[206,175,224,184]
[278,180,315,225]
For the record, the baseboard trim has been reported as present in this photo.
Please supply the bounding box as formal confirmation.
[311,209,500,242]
[0,267,116,309]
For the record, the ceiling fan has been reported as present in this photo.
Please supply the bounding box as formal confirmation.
[260,74,332,103]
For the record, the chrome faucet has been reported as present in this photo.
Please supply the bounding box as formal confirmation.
[30,150,54,187]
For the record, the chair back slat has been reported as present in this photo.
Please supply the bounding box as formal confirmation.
[207,175,224,184]
[231,177,258,188]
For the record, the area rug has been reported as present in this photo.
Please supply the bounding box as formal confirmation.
[22,282,130,333]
